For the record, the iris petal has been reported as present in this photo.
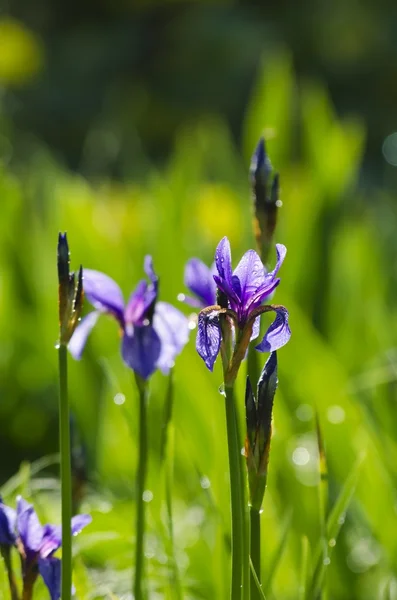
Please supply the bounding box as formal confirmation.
[83,270,125,322]
[68,311,100,359]
[16,497,43,553]
[232,249,266,305]
[121,327,161,380]
[255,307,291,352]
[214,237,239,306]
[153,302,189,374]
[0,503,16,545]
[184,258,216,308]
[38,557,61,600]
[196,310,222,371]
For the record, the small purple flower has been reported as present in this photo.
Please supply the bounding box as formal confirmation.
[17,497,91,600]
[69,256,189,380]
[196,237,290,375]
[179,258,217,309]
[0,499,16,546]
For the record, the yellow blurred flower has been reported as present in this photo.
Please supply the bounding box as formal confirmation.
[0,19,43,86]
[195,183,242,246]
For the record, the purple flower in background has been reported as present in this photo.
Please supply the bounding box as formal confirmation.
[69,256,189,380]
[196,237,290,373]
[0,499,16,546]
[17,497,91,600]
[179,258,217,309]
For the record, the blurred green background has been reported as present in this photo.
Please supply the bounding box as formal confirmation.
[1,2,397,599]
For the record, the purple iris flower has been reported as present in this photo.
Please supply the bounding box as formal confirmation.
[0,499,16,546]
[69,256,189,380]
[17,497,91,600]
[179,258,217,308]
[196,237,291,372]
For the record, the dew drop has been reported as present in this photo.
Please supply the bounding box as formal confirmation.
[177,293,186,302]
[219,383,226,396]
[338,514,346,525]
[55,342,60,349]
[323,557,331,566]
[200,476,211,489]
[143,490,153,503]
[114,393,125,405]
[328,538,336,548]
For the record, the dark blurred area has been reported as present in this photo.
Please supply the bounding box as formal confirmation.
[2,0,396,182]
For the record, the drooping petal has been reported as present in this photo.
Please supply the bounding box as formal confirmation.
[71,514,92,535]
[121,326,161,379]
[196,310,222,371]
[68,311,100,360]
[232,249,266,305]
[184,258,216,308]
[153,302,189,374]
[0,503,16,545]
[83,270,125,322]
[214,237,239,306]
[16,497,43,554]
[39,515,91,559]
[255,307,291,353]
[38,557,61,600]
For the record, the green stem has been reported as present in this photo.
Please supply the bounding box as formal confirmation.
[58,344,72,600]
[225,385,244,600]
[1,546,20,600]
[133,376,149,600]
[250,507,261,599]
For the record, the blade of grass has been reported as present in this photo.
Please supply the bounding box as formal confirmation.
[250,557,267,600]
[309,452,365,598]
[262,510,292,596]
[298,536,310,600]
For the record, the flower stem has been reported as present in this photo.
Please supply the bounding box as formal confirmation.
[1,546,20,600]
[250,507,261,599]
[58,343,72,600]
[224,384,244,600]
[133,375,149,600]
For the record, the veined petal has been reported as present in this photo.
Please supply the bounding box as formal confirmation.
[184,258,216,308]
[214,237,239,306]
[268,244,287,279]
[38,557,61,600]
[83,270,125,322]
[16,497,43,553]
[196,310,222,371]
[68,311,100,360]
[255,307,291,352]
[153,302,189,374]
[232,249,266,304]
[121,326,161,379]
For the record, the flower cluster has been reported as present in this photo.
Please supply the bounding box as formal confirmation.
[0,496,91,600]
[69,256,189,380]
